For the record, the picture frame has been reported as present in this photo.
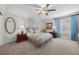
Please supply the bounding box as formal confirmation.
[46,23,52,29]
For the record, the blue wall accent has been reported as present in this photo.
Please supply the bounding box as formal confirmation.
[55,18,60,38]
[71,15,78,41]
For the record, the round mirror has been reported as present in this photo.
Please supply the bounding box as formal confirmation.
[5,17,16,34]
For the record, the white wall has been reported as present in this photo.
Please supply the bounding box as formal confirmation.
[0,5,6,45]
[0,15,4,45]
[3,12,22,43]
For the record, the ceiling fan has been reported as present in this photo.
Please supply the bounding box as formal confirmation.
[34,4,56,15]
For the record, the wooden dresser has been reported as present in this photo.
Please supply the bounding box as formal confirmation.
[16,32,28,42]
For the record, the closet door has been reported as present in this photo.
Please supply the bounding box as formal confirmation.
[60,17,71,39]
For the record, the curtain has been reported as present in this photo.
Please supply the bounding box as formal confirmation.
[71,15,78,41]
[55,18,60,38]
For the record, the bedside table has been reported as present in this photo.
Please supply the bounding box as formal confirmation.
[16,33,28,42]
[49,31,57,38]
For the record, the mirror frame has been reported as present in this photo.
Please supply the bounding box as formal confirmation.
[5,17,16,34]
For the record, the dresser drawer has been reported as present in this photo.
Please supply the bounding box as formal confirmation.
[16,34,28,42]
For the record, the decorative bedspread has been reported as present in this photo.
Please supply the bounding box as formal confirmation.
[27,32,52,46]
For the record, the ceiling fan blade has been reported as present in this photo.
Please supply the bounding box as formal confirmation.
[47,9,56,12]
[45,13,48,15]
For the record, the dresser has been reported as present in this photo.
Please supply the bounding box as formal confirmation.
[16,32,28,42]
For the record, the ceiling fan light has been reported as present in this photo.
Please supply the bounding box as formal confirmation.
[42,11,45,13]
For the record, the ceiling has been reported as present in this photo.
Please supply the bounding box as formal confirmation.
[5,4,79,20]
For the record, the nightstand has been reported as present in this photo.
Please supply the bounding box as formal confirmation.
[16,31,28,42]
[49,31,57,38]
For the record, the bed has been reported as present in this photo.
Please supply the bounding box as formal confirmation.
[27,32,53,47]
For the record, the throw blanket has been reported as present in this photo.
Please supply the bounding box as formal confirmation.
[27,32,53,46]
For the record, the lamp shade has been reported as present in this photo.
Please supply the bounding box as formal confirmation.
[20,25,25,29]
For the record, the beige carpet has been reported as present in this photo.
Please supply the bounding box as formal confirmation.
[0,38,79,55]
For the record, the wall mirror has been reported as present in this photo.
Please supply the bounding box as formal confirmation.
[5,17,16,34]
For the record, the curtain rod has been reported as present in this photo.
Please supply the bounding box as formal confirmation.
[71,14,79,16]
[54,11,79,19]
[54,13,79,19]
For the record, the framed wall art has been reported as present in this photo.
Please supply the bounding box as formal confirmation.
[46,23,52,29]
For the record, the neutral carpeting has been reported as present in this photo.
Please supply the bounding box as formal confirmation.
[0,38,79,55]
